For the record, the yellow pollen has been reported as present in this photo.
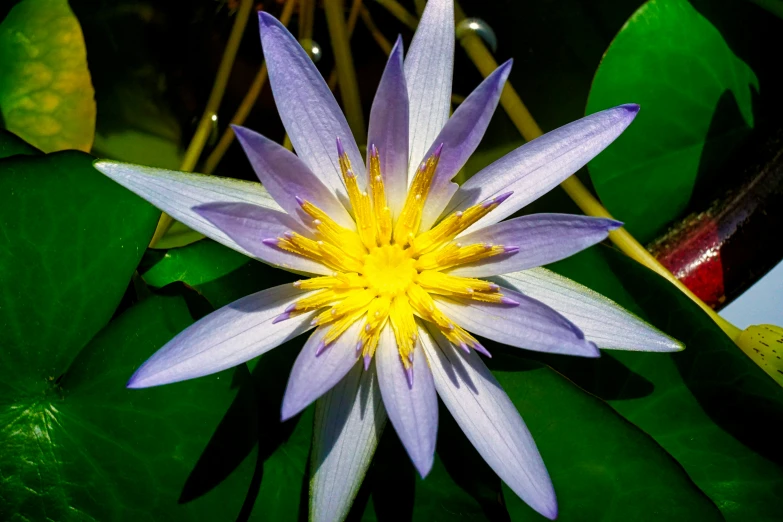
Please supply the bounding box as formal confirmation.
[271,144,518,370]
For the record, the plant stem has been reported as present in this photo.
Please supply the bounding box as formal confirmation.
[149,0,254,246]
[203,0,298,175]
[359,6,393,55]
[324,0,366,142]
[328,0,366,90]
[451,2,741,341]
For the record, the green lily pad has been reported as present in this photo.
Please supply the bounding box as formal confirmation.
[0,129,40,159]
[0,151,159,388]
[141,238,296,309]
[0,0,96,153]
[546,246,783,521]
[586,0,759,242]
[0,294,262,520]
[492,356,722,521]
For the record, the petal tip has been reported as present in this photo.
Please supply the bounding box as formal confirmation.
[620,103,640,116]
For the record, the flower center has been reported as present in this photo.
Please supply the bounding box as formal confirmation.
[362,244,417,298]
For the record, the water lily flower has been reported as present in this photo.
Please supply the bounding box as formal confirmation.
[95,0,682,519]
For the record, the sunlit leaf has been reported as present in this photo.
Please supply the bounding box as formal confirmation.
[0,0,96,152]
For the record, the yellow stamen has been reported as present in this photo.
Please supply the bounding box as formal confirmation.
[368,145,393,245]
[415,242,510,271]
[410,191,513,256]
[338,138,376,249]
[393,144,443,245]
[389,295,418,366]
[298,198,367,258]
[416,271,504,303]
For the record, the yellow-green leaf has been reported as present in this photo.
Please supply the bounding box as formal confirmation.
[0,0,96,152]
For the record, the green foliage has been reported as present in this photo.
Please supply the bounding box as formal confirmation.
[0,0,96,153]
[546,246,783,521]
[586,0,758,242]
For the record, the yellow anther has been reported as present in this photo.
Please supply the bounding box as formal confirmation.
[297,198,367,258]
[368,145,393,245]
[410,191,513,256]
[337,138,376,249]
[416,271,504,302]
[415,242,510,271]
[389,295,418,366]
[393,144,443,245]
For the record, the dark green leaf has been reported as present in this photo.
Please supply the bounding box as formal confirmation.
[546,246,783,521]
[586,0,758,241]
[0,295,261,520]
[490,357,722,521]
[0,151,158,389]
[141,238,296,309]
[0,129,39,159]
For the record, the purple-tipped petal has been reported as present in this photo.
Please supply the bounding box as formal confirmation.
[194,202,331,275]
[233,126,356,229]
[444,104,641,233]
[404,0,455,182]
[496,268,683,352]
[376,326,437,478]
[281,321,362,420]
[94,160,282,258]
[433,287,599,357]
[418,60,513,231]
[367,36,409,217]
[311,364,386,522]
[419,325,557,520]
[448,214,622,277]
[258,12,365,197]
[127,284,315,389]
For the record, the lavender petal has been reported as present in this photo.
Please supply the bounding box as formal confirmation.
[127,284,315,388]
[232,126,355,229]
[311,364,386,522]
[418,60,513,231]
[495,268,683,352]
[281,320,362,420]
[194,202,331,275]
[367,36,409,217]
[258,12,365,198]
[93,160,282,259]
[376,326,437,477]
[433,288,600,357]
[444,104,640,233]
[404,0,454,181]
[448,213,622,277]
[420,325,557,520]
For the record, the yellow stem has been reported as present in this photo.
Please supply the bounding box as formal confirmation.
[203,0,298,175]
[299,0,316,43]
[150,0,254,246]
[324,0,366,142]
[374,0,419,30]
[328,0,365,90]
[451,2,740,341]
[359,6,394,55]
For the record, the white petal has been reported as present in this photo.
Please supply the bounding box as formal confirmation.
[94,160,281,260]
[311,364,386,522]
[494,268,683,352]
[375,325,437,477]
[419,325,557,520]
[127,283,315,388]
[405,0,454,180]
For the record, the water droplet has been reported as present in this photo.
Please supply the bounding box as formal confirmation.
[456,18,497,52]
[300,39,323,63]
